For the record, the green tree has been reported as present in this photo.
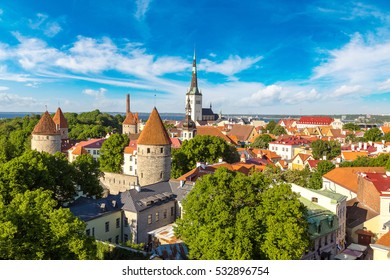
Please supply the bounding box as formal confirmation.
[364,127,382,142]
[99,134,129,173]
[174,168,309,260]
[342,123,361,131]
[264,120,276,133]
[311,139,341,160]
[0,150,76,204]
[272,125,287,136]
[71,154,103,198]
[308,161,335,190]
[171,135,239,178]
[0,189,96,259]
[383,132,390,142]
[251,134,273,149]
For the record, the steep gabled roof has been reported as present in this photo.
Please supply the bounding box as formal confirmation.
[196,126,235,144]
[137,107,171,146]
[71,145,88,155]
[52,107,68,128]
[32,111,60,135]
[227,124,256,142]
[123,112,139,125]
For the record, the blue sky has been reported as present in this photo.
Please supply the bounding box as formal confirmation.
[1,0,390,115]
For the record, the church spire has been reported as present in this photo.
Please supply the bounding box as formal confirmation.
[187,49,201,95]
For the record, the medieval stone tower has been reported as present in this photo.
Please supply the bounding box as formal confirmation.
[186,50,202,122]
[31,111,62,154]
[122,94,139,135]
[52,107,68,140]
[181,96,196,141]
[136,107,171,186]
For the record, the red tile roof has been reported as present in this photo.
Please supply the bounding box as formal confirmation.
[76,138,106,149]
[227,124,256,142]
[270,136,311,146]
[298,116,334,125]
[137,107,171,146]
[323,167,386,193]
[307,159,320,168]
[123,112,139,125]
[32,111,60,135]
[170,137,182,149]
[362,172,390,196]
[52,107,68,128]
[72,145,88,155]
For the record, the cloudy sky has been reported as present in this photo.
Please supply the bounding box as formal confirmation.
[1,0,390,115]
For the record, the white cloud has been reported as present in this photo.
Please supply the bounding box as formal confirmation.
[199,55,262,76]
[379,78,390,90]
[0,93,38,110]
[83,88,107,98]
[28,13,62,37]
[134,0,153,20]
[0,86,9,91]
[332,84,362,97]
[313,33,390,88]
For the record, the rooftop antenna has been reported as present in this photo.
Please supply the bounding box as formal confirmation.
[154,90,157,108]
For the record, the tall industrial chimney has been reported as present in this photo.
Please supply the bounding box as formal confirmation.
[126,94,130,114]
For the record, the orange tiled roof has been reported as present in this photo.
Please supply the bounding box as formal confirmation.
[323,167,386,193]
[52,107,68,128]
[381,126,390,134]
[375,231,390,247]
[196,126,234,144]
[123,112,139,125]
[72,145,88,155]
[227,124,256,142]
[341,151,369,161]
[124,146,136,154]
[32,111,60,135]
[293,153,313,163]
[137,107,171,146]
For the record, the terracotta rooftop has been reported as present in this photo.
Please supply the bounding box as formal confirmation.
[137,107,171,146]
[196,126,234,144]
[362,172,390,196]
[375,230,390,247]
[341,151,369,161]
[72,145,88,156]
[269,136,311,146]
[32,111,60,135]
[298,116,334,125]
[74,138,106,149]
[381,126,390,134]
[124,146,136,154]
[52,107,68,128]
[123,112,139,125]
[227,124,256,142]
[293,153,313,163]
[323,167,386,193]
[307,159,321,168]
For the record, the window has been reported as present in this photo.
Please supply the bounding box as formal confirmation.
[124,218,129,227]
[148,214,152,224]
[86,229,90,236]
[156,212,159,222]
[196,101,201,104]
[311,197,318,203]
[116,218,120,228]
[163,209,167,219]
[130,156,133,161]
[160,148,163,153]
[147,148,150,153]
[108,238,112,243]
[171,207,174,217]
[93,150,97,155]
[97,150,100,155]
[130,166,133,171]
[160,172,163,179]
[135,159,137,164]
[105,222,110,232]
[141,173,143,178]
[115,235,119,244]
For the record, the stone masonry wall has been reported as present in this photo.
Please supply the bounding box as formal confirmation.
[31,134,61,154]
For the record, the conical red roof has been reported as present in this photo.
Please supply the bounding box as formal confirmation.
[32,111,60,135]
[52,107,68,128]
[123,112,138,125]
[137,107,171,145]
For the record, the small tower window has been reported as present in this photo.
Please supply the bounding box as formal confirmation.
[160,172,163,179]
[147,148,150,154]
[160,147,163,153]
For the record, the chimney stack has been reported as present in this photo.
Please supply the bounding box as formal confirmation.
[126,94,130,114]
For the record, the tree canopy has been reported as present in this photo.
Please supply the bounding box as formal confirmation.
[363,127,383,142]
[0,189,96,259]
[310,139,341,160]
[272,125,287,136]
[0,150,102,204]
[342,123,361,131]
[251,134,273,149]
[174,168,310,260]
[308,161,335,190]
[99,134,129,173]
[171,135,239,178]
